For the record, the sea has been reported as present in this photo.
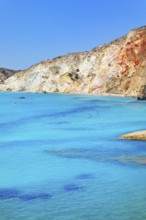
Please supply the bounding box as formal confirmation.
[0,92,146,220]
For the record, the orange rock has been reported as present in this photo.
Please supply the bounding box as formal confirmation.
[1,26,146,98]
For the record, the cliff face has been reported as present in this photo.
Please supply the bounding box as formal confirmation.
[0,68,20,84]
[1,26,146,98]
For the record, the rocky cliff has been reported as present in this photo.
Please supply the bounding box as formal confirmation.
[0,68,20,84]
[1,26,146,98]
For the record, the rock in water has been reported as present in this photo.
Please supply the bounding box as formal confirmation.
[1,26,146,97]
[119,130,146,140]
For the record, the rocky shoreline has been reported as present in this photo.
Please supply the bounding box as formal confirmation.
[1,26,146,140]
[0,26,146,99]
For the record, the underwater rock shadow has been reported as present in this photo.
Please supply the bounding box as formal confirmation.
[0,104,104,133]
[0,188,53,201]
[18,193,53,201]
[0,189,20,200]
[112,155,146,167]
[76,173,95,180]
[45,148,146,168]
[63,184,84,192]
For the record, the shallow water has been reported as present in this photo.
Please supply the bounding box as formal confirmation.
[0,92,146,220]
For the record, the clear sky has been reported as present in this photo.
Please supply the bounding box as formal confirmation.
[0,0,146,70]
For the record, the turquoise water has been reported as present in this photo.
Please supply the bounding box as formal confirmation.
[0,93,146,220]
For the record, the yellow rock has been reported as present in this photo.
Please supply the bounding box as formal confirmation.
[119,130,146,140]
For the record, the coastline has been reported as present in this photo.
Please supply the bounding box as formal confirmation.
[0,90,133,98]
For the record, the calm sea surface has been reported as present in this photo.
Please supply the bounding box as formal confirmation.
[0,92,146,220]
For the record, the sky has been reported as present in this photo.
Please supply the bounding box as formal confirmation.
[0,0,146,70]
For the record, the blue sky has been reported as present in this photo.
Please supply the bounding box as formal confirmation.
[0,0,146,70]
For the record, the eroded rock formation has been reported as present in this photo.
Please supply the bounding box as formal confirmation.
[1,26,146,97]
[0,68,20,84]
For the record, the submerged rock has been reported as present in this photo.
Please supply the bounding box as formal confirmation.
[76,173,95,180]
[46,148,146,167]
[1,26,146,97]
[0,188,20,199]
[19,96,26,99]
[114,155,146,165]
[19,193,52,201]
[0,187,53,201]
[119,130,146,140]
[63,184,83,192]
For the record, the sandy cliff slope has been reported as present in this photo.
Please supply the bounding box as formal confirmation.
[1,26,146,98]
[0,68,20,84]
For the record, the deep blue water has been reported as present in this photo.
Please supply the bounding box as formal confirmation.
[0,92,146,220]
